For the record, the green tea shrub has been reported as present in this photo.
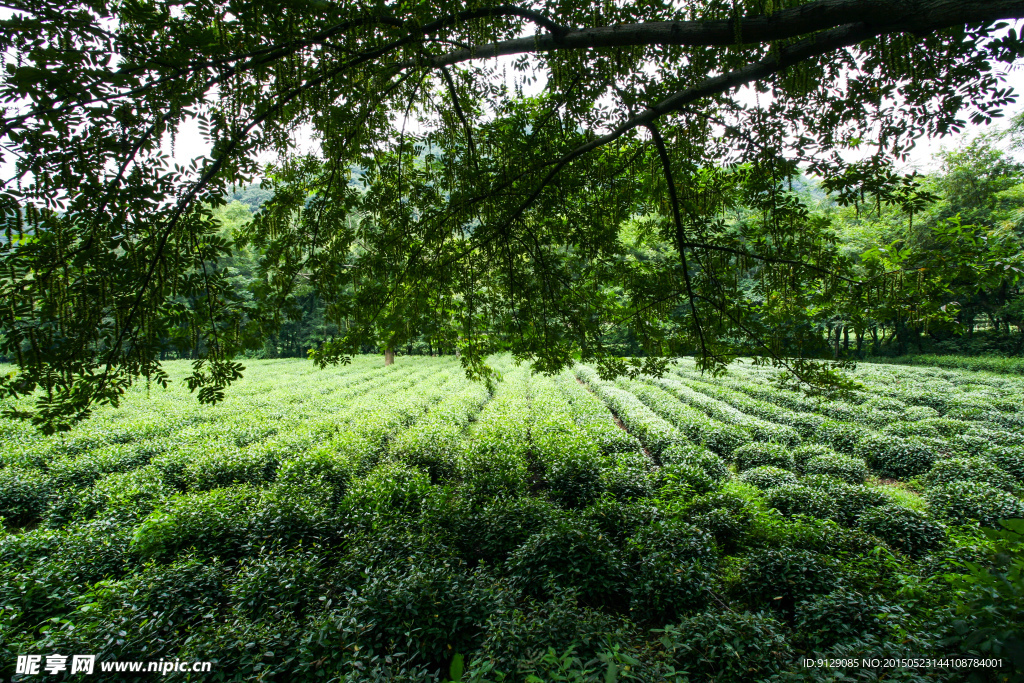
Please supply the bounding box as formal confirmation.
[655,462,718,499]
[505,517,627,604]
[765,484,838,521]
[0,516,138,633]
[748,422,802,448]
[738,466,798,491]
[464,497,565,565]
[656,610,794,680]
[733,442,794,471]
[341,527,458,580]
[228,547,333,620]
[926,481,1024,527]
[175,615,306,682]
[684,491,755,553]
[785,412,825,439]
[180,444,281,491]
[150,448,198,491]
[984,446,1024,483]
[660,443,730,482]
[625,521,717,622]
[37,555,231,662]
[804,454,869,485]
[0,467,51,527]
[794,589,888,650]
[131,485,260,560]
[862,395,909,416]
[739,548,841,615]
[458,450,529,502]
[885,417,973,440]
[547,452,606,508]
[582,497,659,545]
[597,452,654,503]
[968,425,1024,449]
[658,441,709,464]
[858,504,945,555]
[921,457,1021,494]
[389,423,463,484]
[476,590,630,679]
[628,554,714,623]
[791,443,837,472]
[701,423,749,458]
[342,461,432,524]
[46,452,116,491]
[945,519,1024,676]
[247,484,346,549]
[585,378,681,455]
[904,405,941,421]
[626,519,717,564]
[276,447,354,503]
[332,556,499,667]
[626,378,747,457]
[47,465,167,526]
[813,420,870,454]
[856,434,934,479]
[799,475,887,526]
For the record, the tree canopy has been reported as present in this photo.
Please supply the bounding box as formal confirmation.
[3,0,1024,431]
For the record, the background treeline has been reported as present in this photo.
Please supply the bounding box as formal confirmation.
[47,130,1023,364]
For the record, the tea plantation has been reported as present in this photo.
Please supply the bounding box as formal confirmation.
[2,357,1023,682]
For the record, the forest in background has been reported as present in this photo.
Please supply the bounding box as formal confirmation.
[179,124,1024,363]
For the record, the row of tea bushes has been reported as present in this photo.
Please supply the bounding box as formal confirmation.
[2,357,1024,682]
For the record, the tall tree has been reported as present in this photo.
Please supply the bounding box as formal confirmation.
[2,0,1024,430]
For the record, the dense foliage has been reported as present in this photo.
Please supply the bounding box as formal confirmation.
[2,355,1023,681]
[4,0,1024,430]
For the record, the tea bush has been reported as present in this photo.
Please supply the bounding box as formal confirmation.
[793,589,890,650]
[925,481,1024,527]
[0,467,51,527]
[856,434,935,479]
[3,357,1024,681]
[765,484,839,521]
[505,516,627,604]
[131,485,260,560]
[733,442,795,471]
[799,475,888,526]
[803,454,869,484]
[921,456,1021,494]
[791,443,838,472]
[656,610,794,679]
[655,462,719,498]
[739,466,798,491]
[858,504,946,555]
[684,490,755,552]
[739,548,842,616]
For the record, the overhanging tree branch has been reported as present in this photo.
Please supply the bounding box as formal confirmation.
[413,0,1024,69]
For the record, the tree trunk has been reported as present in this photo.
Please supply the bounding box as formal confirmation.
[843,327,849,355]
[833,324,841,359]
[385,345,395,366]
